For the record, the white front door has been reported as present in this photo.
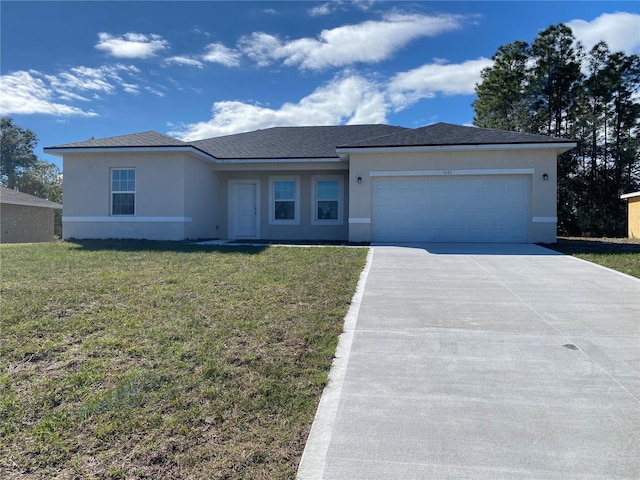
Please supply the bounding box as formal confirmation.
[229,181,259,239]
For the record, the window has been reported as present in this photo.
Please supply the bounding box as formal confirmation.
[111,169,135,215]
[312,176,343,225]
[269,176,300,224]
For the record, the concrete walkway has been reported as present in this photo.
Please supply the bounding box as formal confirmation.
[298,244,640,480]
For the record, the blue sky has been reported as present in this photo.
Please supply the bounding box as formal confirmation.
[1,1,639,169]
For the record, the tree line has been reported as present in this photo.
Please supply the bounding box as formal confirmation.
[1,116,63,204]
[1,117,63,237]
[473,24,640,237]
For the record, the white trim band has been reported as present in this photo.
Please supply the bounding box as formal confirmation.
[370,168,535,177]
[348,217,371,224]
[63,216,192,223]
[532,217,558,223]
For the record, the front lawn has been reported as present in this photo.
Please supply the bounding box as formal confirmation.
[0,241,368,479]
[546,237,640,279]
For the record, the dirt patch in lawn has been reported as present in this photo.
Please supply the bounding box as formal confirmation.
[542,237,640,279]
[550,237,640,254]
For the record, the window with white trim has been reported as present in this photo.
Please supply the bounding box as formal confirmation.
[111,168,135,215]
[269,176,300,224]
[312,176,343,225]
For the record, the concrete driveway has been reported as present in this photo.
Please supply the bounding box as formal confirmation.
[298,244,640,480]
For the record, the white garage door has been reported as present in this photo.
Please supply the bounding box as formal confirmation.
[372,175,530,243]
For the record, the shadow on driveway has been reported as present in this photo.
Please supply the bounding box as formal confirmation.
[371,242,563,256]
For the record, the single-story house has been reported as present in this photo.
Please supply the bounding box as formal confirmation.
[0,186,63,243]
[620,191,640,239]
[44,122,576,244]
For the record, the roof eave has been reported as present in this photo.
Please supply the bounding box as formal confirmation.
[44,145,193,154]
[621,191,640,200]
[1,199,62,209]
[42,145,345,164]
[43,145,219,163]
[213,156,343,164]
[337,142,577,154]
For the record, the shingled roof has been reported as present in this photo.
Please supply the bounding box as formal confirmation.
[0,186,62,209]
[46,131,188,149]
[190,125,408,159]
[339,122,575,149]
[44,123,574,160]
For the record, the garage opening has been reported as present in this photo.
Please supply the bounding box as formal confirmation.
[372,175,530,243]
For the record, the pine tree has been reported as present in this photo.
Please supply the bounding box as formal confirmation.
[472,23,640,237]
[529,24,583,137]
[473,41,531,132]
[0,117,38,190]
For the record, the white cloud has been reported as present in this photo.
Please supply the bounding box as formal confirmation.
[95,32,169,58]
[239,33,282,68]
[169,73,388,140]
[309,3,333,17]
[46,65,141,97]
[168,54,497,141]
[567,12,640,54]
[388,57,493,108]
[164,56,205,69]
[191,26,211,37]
[240,13,467,70]
[202,43,242,67]
[121,83,140,94]
[0,71,97,116]
[56,90,91,102]
[144,86,166,97]
[309,0,377,16]
[352,0,377,11]
[0,64,156,117]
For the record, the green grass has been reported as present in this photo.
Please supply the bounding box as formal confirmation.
[0,241,368,479]
[546,237,640,279]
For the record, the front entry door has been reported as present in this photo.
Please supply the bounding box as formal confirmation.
[229,181,259,239]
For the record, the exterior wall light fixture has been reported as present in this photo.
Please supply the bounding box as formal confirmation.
[542,173,549,181]
[357,176,363,184]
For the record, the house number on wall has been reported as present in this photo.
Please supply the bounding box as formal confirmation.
[443,170,453,175]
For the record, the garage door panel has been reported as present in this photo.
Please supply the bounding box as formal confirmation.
[372,175,530,243]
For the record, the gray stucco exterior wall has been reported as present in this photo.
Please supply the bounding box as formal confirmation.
[1,204,56,243]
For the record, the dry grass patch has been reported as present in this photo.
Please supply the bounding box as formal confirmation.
[0,241,368,479]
